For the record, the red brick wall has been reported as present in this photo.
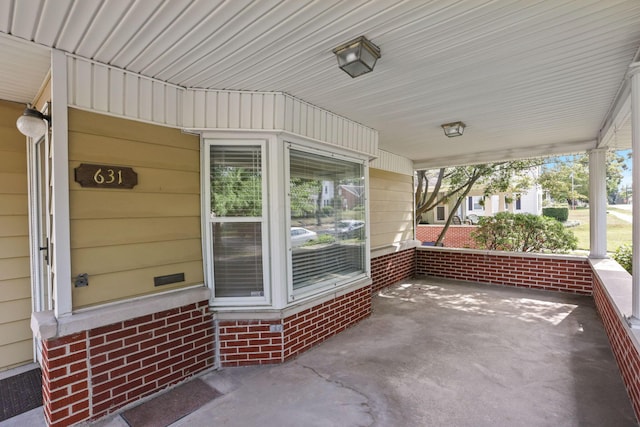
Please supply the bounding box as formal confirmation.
[218,285,372,367]
[416,225,477,248]
[371,248,416,293]
[41,249,416,423]
[283,284,371,360]
[416,248,592,295]
[41,301,214,425]
[42,332,90,426]
[593,276,640,420]
[218,320,284,367]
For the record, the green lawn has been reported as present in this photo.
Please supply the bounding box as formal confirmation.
[567,208,631,253]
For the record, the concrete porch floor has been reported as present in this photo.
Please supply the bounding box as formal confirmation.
[4,277,637,426]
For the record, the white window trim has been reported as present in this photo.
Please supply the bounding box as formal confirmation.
[515,193,523,211]
[202,138,271,307]
[200,131,372,311]
[435,205,448,223]
[284,142,370,303]
[469,195,484,212]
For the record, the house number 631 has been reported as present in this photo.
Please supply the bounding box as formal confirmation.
[74,163,138,189]
[93,168,123,185]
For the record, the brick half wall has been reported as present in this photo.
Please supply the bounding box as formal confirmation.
[219,285,372,367]
[593,273,640,421]
[416,224,477,249]
[283,284,371,360]
[371,248,416,293]
[41,300,215,426]
[219,248,418,367]
[416,248,592,295]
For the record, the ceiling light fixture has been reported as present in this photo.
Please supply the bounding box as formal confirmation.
[333,36,381,78]
[16,105,50,139]
[441,121,466,137]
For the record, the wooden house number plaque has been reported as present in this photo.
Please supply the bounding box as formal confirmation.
[74,163,138,189]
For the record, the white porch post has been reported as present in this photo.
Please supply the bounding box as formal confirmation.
[629,62,640,326]
[51,49,73,318]
[588,148,607,259]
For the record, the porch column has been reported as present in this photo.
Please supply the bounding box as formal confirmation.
[629,62,640,326]
[588,148,607,259]
[51,49,73,318]
[483,196,492,215]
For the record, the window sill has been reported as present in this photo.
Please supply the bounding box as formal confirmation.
[32,286,211,340]
[214,276,372,321]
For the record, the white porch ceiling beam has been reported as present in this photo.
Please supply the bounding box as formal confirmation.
[412,138,597,170]
[599,48,640,149]
[598,77,631,149]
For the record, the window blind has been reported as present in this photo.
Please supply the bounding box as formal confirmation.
[210,145,264,298]
[289,149,365,291]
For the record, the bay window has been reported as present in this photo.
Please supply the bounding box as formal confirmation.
[204,137,370,308]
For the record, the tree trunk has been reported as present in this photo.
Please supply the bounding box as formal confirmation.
[434,175,481,246]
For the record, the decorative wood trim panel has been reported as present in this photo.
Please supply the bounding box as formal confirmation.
[65,55,378,157]
[67,55,184,128]
[185,90,379,156]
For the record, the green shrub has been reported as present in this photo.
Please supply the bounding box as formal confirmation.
[542,207,569,222]
[472,212,577,253]
[303,233,336,246]
[321,206,334,216]
[612,244,632,274]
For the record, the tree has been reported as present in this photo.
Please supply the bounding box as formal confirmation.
[290,178,320,219]
[538,159,587,207]
[415,159,542,245]
[538,151,627,206]
[210,166,261,216]
[606,150,629,203]
[471,212,577,253]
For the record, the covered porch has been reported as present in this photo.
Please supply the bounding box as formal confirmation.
[7,274,635,427]
[0,1,639,426]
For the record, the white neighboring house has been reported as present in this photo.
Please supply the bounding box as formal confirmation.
[424,167,543,224]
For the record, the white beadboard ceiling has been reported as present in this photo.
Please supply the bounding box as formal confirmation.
[1,0,639,167]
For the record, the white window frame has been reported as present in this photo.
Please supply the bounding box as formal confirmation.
[469,195,484,212]
[284,142,370,303]
[435,205,447,222]
[202,139,271,307]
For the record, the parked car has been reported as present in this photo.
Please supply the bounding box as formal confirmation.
[336,220,365,238]
[290,227,317,247]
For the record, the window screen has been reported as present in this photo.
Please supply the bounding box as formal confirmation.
[289,148,366,292]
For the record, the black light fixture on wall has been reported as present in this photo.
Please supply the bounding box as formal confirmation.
[333,36,381,78]
[16,104,50,139]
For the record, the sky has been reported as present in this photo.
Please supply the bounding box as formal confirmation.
[619,149,632,188]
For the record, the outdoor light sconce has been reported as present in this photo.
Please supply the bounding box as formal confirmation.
[333,36,381,78]
[441,121,466,138]
[16,104,50,139]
